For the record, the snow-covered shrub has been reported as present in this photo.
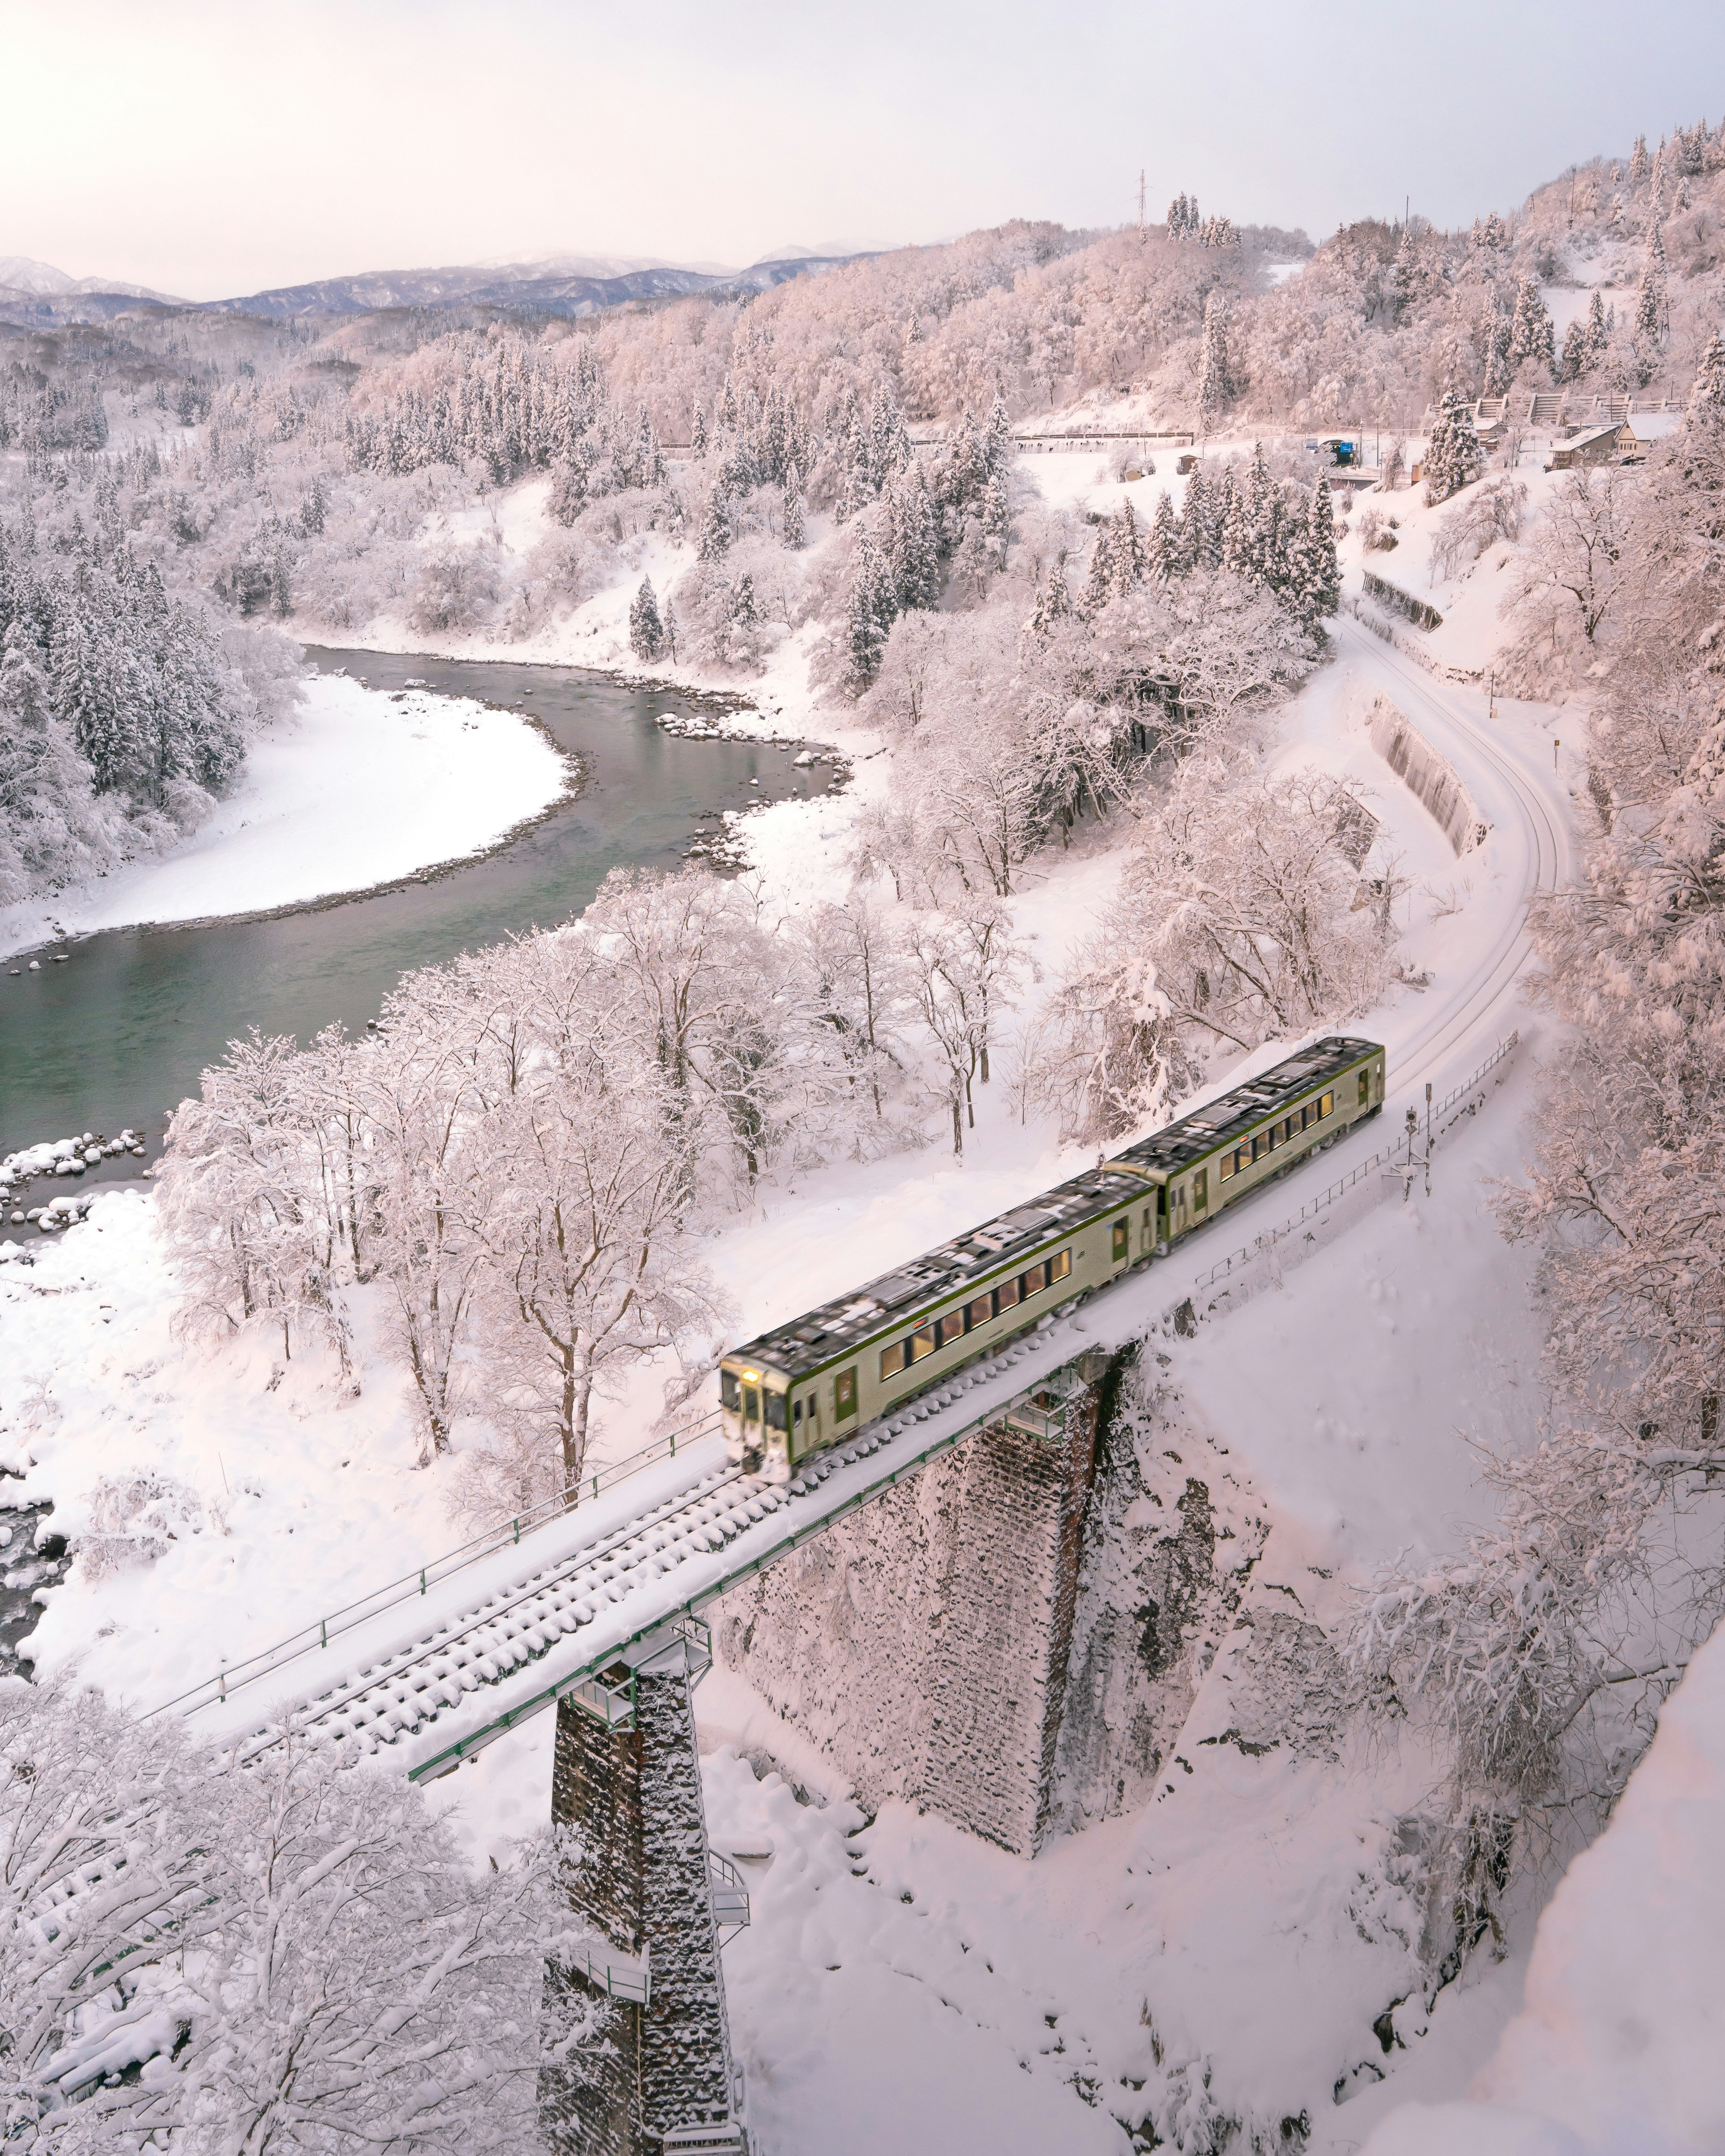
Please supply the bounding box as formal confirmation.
[408,539,506,634]
[78,1471,210,1580]
[1429,475,1527,581]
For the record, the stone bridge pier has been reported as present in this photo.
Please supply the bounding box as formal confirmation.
[542,1349,1117,2150]
[710,1348,1114,1855]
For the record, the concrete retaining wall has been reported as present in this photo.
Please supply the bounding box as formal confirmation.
[1368,692,1488,855]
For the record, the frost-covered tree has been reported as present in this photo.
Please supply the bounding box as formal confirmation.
[1124,758,1396,1050]
[0,1680,588,2152]
[889,466,940,611]
[846,535,896,686]
[1423,388,1482,505]
[1026,552,1073,642]
[1079,521,1117,616]
[1145,490,1180,582]
[1508,276,1557,376]
[628,574,666,660]
[1197,289,1234,425]
[1692,327,1725,416]
[782,461,807,549]
[1634,223,1668,345]
[697,484,733,561]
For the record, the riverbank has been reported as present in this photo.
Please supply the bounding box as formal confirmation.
[0,671,571,962]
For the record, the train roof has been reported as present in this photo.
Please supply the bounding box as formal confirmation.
[726,1034,1382,1383]
[1111,1035,1381,1175]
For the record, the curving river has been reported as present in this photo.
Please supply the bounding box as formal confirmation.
[0,649,832,1164]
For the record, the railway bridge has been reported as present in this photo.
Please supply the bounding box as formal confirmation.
[152,1036,1517,2155]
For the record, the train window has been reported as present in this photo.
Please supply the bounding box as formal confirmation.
[1022,1262,1048,1297]
[880,1340,907,1381]
[1112,1219,1129,1261]
[938,1310,965,1348]
[1193,1169,1208,1211]
[835,1369,858,1420]
[968,1294,994,1329]
[1319,1091,1334,1118]
[721,1370,741,1411]
[1219,1153,1234,1183]
[1358,1070,1371,1106]
[996,1275,1021,1310]
[909,1325,937,1362]
[765,1392,787,1431]
[743,1387,759,1423]
[1050,1248,1072,1283]
[793,1397,804,1422]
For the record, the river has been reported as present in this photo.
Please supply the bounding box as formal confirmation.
[0,648,832,1165]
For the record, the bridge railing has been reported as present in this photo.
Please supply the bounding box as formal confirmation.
[146,1410,725,1722]
[1184,1034,1519,1297]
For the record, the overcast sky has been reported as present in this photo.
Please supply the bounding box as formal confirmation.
[3,0,1719,298]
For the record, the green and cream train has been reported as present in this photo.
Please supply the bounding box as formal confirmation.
[720,1035,1386,1478]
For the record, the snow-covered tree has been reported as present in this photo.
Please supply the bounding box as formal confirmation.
[1508,277,1557,375]
[1197,289,1234,425]
[628,574,666,660]
[1691,328,1725,416]
[847,535,896,686]
[782,462,807,549]
[0,1680,589,2152]
[1423,388,1482,505]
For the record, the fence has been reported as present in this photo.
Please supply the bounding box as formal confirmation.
[146,1409,725,1720]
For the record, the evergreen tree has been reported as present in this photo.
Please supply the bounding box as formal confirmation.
[1628,133,1651,185]
[1690,328,1725,417]
[730,573,759,628]
[697,486,732,561]
[1242,443,1280,585]
[1179,463,1219,569]
[985,395,1013,482]
[1080,521,1116,616]
[1423,388,1482,506]
[628,576,665,662]
[1300,480,1341,623]
[847,538,895,686]
[1026,553,1072,643]
[1146,490,1180,581]
[783,463,807,550]
[1584,288,1612,370]
[981,473,1010,562]
[1198,290,1233,426]
[691,405,708,455]
[1111,498,1146,594]
[1635,225,1668,344]
[1508,277,1557,375]
[1218,464,1250,575]
[1560,315,1590,382]
[890,468,940,611]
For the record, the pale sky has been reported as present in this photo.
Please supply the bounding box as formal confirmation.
[2,0,1719,299]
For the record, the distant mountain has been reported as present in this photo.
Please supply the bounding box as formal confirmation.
[0,254,186,302]
[197,250,879,321]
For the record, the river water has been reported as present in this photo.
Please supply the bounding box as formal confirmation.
[0,648,830,1162]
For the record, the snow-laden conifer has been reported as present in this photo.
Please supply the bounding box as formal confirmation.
[629,575,666,661]
[1423,388,1482,505]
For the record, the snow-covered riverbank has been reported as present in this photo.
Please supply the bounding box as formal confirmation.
[0,671,571,961]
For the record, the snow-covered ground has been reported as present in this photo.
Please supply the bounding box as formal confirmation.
[0,670,570,960]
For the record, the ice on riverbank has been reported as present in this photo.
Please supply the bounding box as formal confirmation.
[0,673,571,960]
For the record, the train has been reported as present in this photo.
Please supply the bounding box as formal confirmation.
[720,1035,1386,1479]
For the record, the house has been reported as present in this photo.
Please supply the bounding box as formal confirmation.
[1548,420,1627,469]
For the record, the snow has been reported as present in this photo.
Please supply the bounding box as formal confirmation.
[4,395,1655,2147]
[1364,1613,1725,2156]
[0,671,570,960]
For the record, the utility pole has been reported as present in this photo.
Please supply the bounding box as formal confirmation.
[1137,168,1147,243]
[1424,1081,1433,1197]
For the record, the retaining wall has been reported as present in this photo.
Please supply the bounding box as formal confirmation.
[1368,691,1488,855]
